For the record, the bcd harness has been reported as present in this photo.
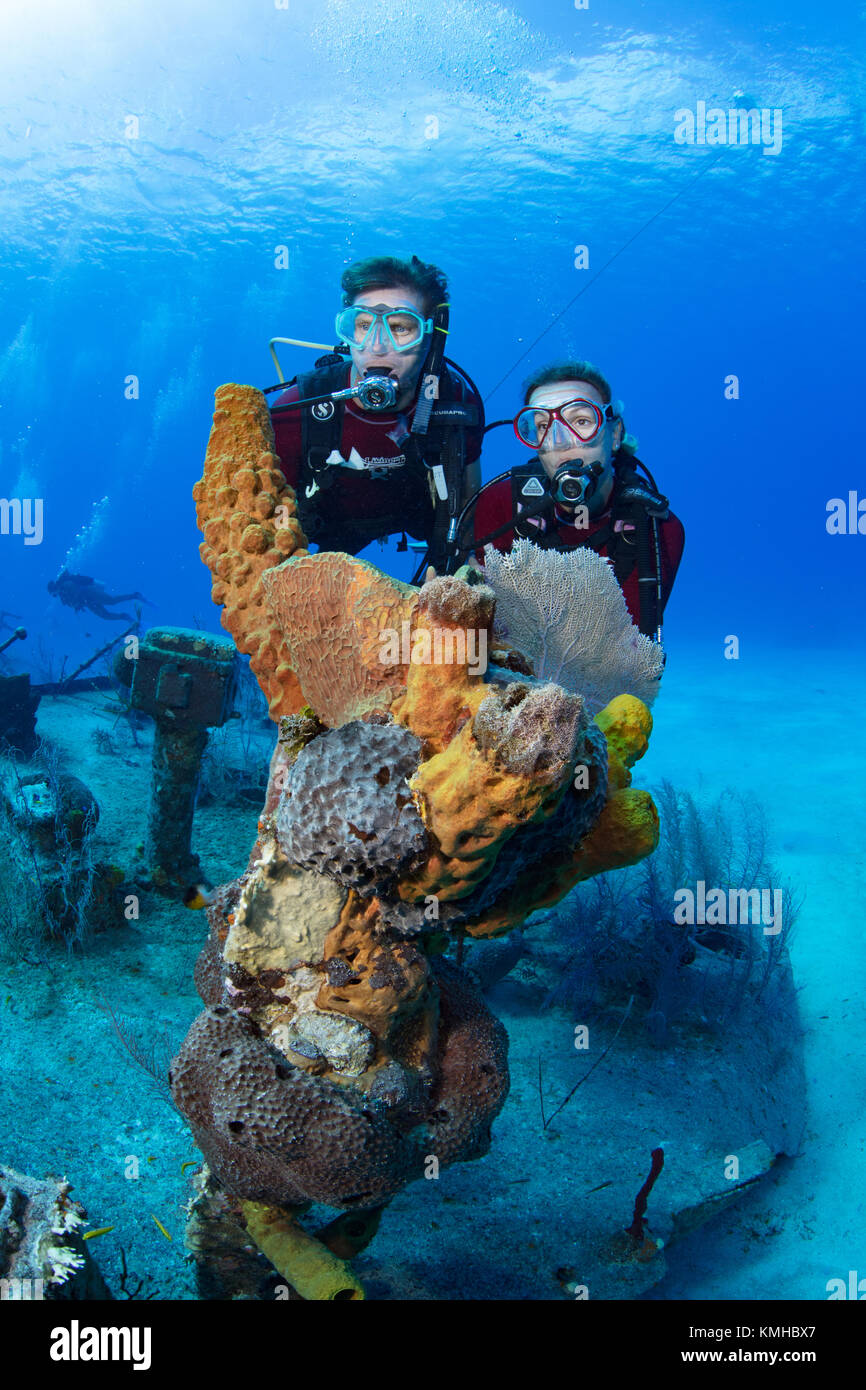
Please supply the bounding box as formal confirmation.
[284,354,482,574]
[493,453,669,640]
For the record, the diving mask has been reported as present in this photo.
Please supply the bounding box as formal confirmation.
[513,397,616,451]
[336,303,433,354]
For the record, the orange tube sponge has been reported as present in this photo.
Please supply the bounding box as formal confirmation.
[463,696,658,938]
[596,694,653,790]
[193,384,308,720]
[464,787,659,939]
[391,575,494,755]
[569,785,660,882]
[240,1201,365,1300]
[404,681,591,901]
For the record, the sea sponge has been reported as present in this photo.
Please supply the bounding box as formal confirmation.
[178,453,665,1252]
[170,1005,420,1209]
[596,693,653,789]
[194,384,308,719]
[423,958,510,1165]
[275,720,428,896]
[316,892,434,1045]
[434,717,609,929]
[240,1201,365,1301]
[569,786,660,882]
[261,553,418,727]
[390,574,494,755]
[401,680,595,900]
[169,961,510,1212]
[464,697,659,938]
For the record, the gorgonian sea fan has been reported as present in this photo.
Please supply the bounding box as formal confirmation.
[482,538,664,713]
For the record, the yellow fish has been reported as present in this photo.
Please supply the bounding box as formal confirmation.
[183,884,213,911]
[150,1214,172,1242]
[82,1226,115,1241]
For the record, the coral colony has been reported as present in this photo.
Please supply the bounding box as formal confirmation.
[171,383,665,1294]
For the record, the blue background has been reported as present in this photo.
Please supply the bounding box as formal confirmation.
[1,0,863,659]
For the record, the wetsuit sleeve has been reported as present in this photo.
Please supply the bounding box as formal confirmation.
[619,509,684,625]
[472,475,516,564]
[269,385,303,490]
[658,510,685,613]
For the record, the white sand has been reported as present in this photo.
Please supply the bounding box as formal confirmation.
[639,642,866,1300]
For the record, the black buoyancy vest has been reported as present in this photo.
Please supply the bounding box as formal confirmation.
[290,357,481,568]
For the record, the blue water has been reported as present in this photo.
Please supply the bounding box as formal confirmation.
[1,0,864,1309]
[2,0,863,654]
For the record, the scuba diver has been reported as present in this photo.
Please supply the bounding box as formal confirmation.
[268,255,484,578]
[47,570,150,623]
[465,361,684,640]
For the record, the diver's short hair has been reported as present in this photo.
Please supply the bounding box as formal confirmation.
[522,359,613,406]
[341,256,448,319]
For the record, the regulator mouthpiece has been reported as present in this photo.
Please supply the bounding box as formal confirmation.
[552,460,602,509]
[355,370,398,411]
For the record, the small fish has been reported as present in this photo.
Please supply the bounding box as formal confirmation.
[150,1214,172,1242]
[180,1161,199,1175]
[183,884,214,911]
[83,1226,115,1241]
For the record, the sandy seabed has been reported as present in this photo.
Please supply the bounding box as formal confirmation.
[0,642,861,1302]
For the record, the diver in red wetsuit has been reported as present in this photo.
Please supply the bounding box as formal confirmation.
[269,256,483,577]
[468,361,685,640]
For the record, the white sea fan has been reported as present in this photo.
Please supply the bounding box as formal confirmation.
[482,538,664,713]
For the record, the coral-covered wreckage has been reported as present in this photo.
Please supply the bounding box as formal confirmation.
[175,383,663,1297]
[0,1166,110,1300]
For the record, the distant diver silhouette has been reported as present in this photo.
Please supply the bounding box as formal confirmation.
[47,570,151,623]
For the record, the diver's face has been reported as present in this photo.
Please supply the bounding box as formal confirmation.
[527,380,621,480]
[348,285,430,410]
